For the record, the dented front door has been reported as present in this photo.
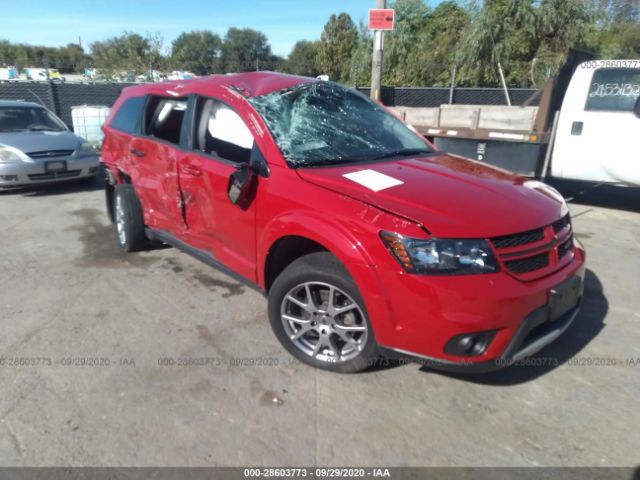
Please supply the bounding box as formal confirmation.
[177,95,258,282]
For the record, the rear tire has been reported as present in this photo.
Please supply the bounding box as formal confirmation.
[268,252,379,373]
[113,184,147,252]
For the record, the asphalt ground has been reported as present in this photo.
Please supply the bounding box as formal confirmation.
[0,178,638,466]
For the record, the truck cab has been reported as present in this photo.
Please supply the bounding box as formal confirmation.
[551,61,640,185]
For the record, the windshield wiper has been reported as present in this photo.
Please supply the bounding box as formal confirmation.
[29,126,57,131]
[372,148,433,161]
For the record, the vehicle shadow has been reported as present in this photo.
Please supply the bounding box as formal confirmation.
[0,166,105,197]
[418,268,608,386]
[547,179,640,213]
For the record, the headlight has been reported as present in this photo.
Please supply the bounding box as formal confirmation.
[380,231,499,275]
[0,145,25,163]
[78,142,95,156]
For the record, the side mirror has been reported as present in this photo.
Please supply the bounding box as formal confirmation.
[227,164,257,209]
[634,96,640,119]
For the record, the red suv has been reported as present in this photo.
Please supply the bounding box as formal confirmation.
[101,72,585,373]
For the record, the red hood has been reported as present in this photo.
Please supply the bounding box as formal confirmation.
[296,154,568,238]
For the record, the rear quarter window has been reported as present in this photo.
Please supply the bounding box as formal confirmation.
[585,68,640,112]
[110,96,146,134]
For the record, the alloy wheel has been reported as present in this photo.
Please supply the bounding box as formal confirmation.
[280,281,368,363]
[115,194,127,245]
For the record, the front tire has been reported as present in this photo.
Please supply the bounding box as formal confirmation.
[268,252,378,373]
[113,184,147,252]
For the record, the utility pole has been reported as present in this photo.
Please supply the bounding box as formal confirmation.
[497,61,512,106]
[370,0,386,101]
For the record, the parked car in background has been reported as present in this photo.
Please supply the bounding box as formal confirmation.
[167,70,196,81]
[0,66,19,81]
[111,71,137,83]
[47,68,66,83]
[137,70,166,83]
[22,67,66,83]
[0,100,99,188]
[101,73,585,373]
[83,67,99,81]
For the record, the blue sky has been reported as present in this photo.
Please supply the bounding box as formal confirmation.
[0,0,408,57]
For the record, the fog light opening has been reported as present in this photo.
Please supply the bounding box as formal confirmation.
[444,331,496,357]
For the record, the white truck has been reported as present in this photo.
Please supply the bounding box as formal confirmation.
[392,51,640,186]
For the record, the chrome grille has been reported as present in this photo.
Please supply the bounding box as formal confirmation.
[28,170,81,181]
[27,150,74,159]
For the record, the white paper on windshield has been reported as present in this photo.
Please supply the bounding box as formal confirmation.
[343,169,404,192]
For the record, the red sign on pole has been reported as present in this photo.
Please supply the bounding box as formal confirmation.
[368,8,395,30]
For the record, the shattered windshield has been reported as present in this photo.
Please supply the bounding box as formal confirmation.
[248,82,433,167]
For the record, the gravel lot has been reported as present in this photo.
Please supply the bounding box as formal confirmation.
[0,178,639,467]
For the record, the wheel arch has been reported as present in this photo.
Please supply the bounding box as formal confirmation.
[263,235,329,292]
[259,212,397,345]
[259,212,376,292]
[104,166,131,223]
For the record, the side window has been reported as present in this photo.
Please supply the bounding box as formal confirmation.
[144,96,187,145]
[111,96,145,134]
[585,68,640,112]
[194,98,254,163]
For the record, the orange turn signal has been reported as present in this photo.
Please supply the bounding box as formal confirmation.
[380,231,415,271]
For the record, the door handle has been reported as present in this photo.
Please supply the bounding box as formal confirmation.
[571,121,583,136]
[181,164,202,176]
[131,148,146,157]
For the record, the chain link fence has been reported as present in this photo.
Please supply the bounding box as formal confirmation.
[0,81,538,131]
[0,82,132,129]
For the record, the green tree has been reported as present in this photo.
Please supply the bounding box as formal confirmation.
[382,0,431,85]
[286,40,320,76]
[317,13,358,82]
[595,22,640,58]
[457,0,537,86]
[588,0,640,59]
[57,44,89,72]
[171,30,222,75]
[221,28,272,72]
[264,54,287,72]
[348,21,373,86]
[91,32,164,74]
[592,0,639,23]
[0,40,14,66]
[531,0,596,86]
[413,1,469,86]
[0,41,88,72]
[378,1,469,87]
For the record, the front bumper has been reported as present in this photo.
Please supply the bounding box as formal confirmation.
[0,155,100,188]
[386,302,581,373]
[355,239,586,372]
